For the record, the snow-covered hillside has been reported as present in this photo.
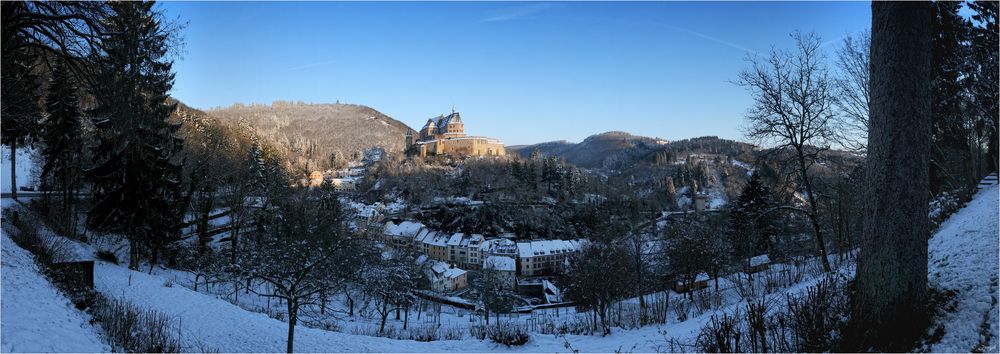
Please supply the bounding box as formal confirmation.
[0,201,109,352]
[0,146,37,192]
[926,181,999,352]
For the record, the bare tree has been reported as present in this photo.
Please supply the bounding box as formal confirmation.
[238,186,354,353]
[852,2,932,350]
[735,31,835,272]
[833,31,871,153]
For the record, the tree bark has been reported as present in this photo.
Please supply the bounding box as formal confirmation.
[797,150,832,272]
[286,301,297,353]
[853,1,932,350]
[9,142,17,200]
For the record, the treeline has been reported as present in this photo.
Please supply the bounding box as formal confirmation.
[1,1,297,272]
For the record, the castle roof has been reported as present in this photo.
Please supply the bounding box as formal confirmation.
[422,111,462,130]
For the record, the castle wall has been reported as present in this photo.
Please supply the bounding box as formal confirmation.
[416,137,505,157]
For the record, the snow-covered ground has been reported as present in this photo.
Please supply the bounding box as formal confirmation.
[0,146,37,192]
[0,201,109,352]
[2,147,995,352]
[926,181,999,352]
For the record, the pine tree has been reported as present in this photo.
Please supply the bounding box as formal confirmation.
[729,172,775,284]
[929,1,974,194]
[1,45,40,200]
[41,59,83,230]
[968,0,999,173]
[86,1,184,270]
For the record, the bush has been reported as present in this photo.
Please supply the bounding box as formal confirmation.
[695,275,850,353]
[91,295,181,352]
[487,322,530,346]
[470,324,488,340]
[96,250,119,264]
[785,276,848,351]
[696,311,744,353]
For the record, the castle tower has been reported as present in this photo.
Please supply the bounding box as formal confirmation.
[421,118,437,139]
[444,112,464,137]
[405,130,414,146]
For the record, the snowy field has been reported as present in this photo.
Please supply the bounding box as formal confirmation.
[0,146,37,193]
[0,200,109,352]
[0,177,997,352]
[925,182,999,352]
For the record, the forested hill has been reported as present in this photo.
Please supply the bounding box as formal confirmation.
[510,132,757,169]
[207,101,415,170]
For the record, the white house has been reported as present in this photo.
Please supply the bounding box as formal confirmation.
[483,255,517,289]
[382,220,424,249]
[516,239,586,277]
[424,261,468,292]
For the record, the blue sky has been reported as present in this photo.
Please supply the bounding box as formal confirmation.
[161,1,871,145]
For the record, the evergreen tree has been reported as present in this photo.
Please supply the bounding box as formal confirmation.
[86,1,184,270]
[1,45,40,200]
[968,0,999,173]
[728,172,775,285]
[41,59,83,229]
[929,1,973,194]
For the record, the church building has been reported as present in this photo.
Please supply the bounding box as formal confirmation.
[407,109,506,157]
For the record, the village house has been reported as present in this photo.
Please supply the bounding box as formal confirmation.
[421,231,452,262]
[330,177,357,191]
[480,238,518,259]
[382,220,425,249]
[426,261,468,292]
[457,234,485,269]
[483,255,517,289]
[415,256,468,292]
[516,239,586,277]
[445,233,465,263]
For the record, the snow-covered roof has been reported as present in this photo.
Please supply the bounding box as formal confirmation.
[517,239,586,258]
[484,256,516,272]
[750,254,771,268]
[480,238,518,254]
[423,232,451,247]
[461,234,484,248]
[446,233,465,247]
[442,267,466,279]
[414,229,433,243]
[427,261,467,280]
[383,220,424,237]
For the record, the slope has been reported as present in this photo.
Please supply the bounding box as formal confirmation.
[0,200,110,352]
[207,101,414,169]
[926,177,999,352]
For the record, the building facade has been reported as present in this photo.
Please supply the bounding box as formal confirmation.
[408,110,506,157]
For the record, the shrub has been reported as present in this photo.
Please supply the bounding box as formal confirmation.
[695,275,850,353]
[696,311,744,352]
[487,322,530,346]
[91,295,181,352]
[96,249,119,264]
[785,276,848,352]
[470,324,488,340]
[409,325,440,342]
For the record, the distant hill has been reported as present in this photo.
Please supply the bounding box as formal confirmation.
[207,101,414,170]
[511,133,764,169]
[509,131,665,168]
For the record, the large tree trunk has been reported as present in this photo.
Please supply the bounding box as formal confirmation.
[853,1,932,350]
[9,142,17,200]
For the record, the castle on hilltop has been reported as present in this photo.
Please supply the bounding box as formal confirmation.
[406,109,505,157]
